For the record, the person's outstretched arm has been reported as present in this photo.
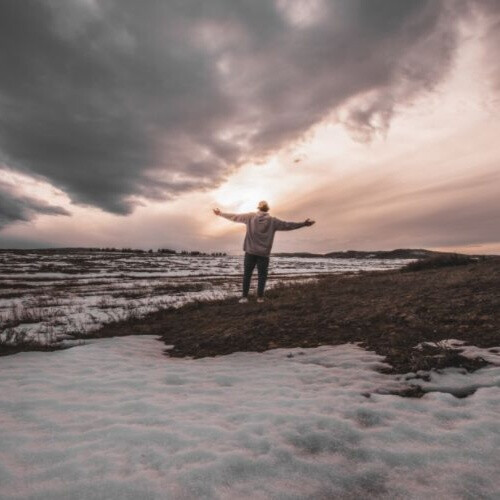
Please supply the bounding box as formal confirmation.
[213,208,253,224]
[273,217,315,231]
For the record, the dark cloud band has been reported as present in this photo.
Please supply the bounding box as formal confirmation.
[0,0,489,218]
[0,179,70,229]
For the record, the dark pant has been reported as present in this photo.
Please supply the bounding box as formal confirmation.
[243,253,269,298]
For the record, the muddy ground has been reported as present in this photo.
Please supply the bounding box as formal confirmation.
[88,257,500,374]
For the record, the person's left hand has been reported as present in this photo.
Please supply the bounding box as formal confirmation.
[213,208,221,216]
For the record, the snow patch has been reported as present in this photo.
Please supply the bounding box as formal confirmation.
[0,252,407,346]
[0,338,499,499]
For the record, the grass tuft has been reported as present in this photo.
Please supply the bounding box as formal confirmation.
[402,254,478,272]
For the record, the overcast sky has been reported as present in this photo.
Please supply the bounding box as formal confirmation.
[1,0,499,254]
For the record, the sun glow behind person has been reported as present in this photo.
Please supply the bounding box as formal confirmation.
[212,159,281,213]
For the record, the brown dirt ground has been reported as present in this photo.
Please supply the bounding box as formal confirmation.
[87,257,500,373]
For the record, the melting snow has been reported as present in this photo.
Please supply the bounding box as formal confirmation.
[0,251,408,346]
[1,337,499,499]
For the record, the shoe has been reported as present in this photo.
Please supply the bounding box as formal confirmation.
[256,297,264,303]
[239,297,249,304]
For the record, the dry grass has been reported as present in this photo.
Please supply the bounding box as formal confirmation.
[402,254,479,272]
[90,257,500,374]
[0,323,86,356]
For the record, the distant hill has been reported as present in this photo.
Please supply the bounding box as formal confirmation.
[273,249,472,260]
[1,247,493,260]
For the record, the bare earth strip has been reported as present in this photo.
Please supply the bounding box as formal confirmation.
[0,251,405,352]
[89,258,500,375]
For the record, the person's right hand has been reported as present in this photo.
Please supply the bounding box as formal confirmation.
[304,218,315,226]
[213,208,221,216]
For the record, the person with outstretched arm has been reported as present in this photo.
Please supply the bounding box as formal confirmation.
[213,200,315,303]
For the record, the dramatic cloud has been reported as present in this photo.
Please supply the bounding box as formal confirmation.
[474,0,500,91]
[0,0,474,217]
[278,163,500,251]
[0,181,70,229]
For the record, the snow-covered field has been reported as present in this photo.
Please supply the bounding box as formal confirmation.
[1,336,499,499]
[0,250,408,346]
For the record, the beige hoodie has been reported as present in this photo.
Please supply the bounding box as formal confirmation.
[220,211,306,257]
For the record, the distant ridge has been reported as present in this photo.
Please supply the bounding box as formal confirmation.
[1,248,494,259]
[273,249,476,260]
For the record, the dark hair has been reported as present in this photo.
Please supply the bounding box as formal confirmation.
[258,201,269,212]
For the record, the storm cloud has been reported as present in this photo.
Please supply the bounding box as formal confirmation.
[278,162,500,252]
[0,0,486,217]
[0,180,70,229]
